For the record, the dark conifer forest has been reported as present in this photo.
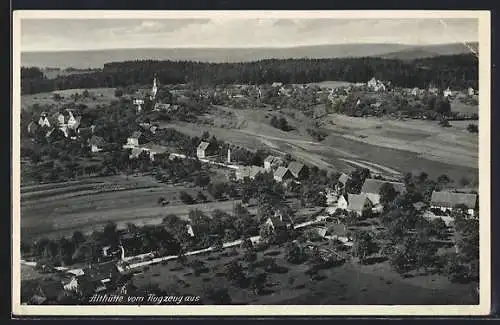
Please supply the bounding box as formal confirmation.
[21,54,478,95]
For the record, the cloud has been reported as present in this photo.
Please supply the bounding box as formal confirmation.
[20,18,479,52]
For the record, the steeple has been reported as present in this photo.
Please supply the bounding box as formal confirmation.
[151,75,158,100]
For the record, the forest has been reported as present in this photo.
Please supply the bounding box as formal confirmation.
[21,54,478,95]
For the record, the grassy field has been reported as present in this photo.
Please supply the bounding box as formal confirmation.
[131,243,478,305]
[20,175,239,241]
[21,87,117,111]
[162,104,478,182]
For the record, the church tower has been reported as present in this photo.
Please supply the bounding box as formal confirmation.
[151,76,158,100]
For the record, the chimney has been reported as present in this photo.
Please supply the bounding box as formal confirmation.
[227,148,231,164]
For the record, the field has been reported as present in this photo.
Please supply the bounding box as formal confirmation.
[131,243,478,305]
[21,87,117,111]
[162,103,479,183]
[20,174,240,241]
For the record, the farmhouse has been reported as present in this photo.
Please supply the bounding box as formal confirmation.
[273,166,293,183]
[336,173,351,192]
[264,155,284,171]
[337,194,348,210]
[360,179,407,206]
[235,165,266,181]
[287,161,307,180]
[124,131,145,148]
[88,135,106,153]
[38,112,51,128]
[196,141,216,159]
[347,193,373,216]
[263,210,294,232]
[430,191,478,217]
[57,109,81,138]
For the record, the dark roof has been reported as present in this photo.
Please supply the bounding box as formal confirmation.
[274,167,291,180]
[288,162,305,178]
[361,179,406,195]
[430,191,478,209]
[197,141,210,151]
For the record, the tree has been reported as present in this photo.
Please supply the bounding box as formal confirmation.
[114,89,124,97]
[204,286,232,304]
[379,182,398,208]
[467,124,478,133]
[71,231,86,246]
[179,191,195,204]
[225,261,246,286]
[352,230,379,263]
[285,242,307,264]
[196,191,208,203]
[103,221,119,247]
[437,174,450,185]
[249,271,268,295]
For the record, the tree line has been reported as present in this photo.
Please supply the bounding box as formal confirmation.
[21,54,478,95]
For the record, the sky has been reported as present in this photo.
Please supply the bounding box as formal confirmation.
[20,18,479,52]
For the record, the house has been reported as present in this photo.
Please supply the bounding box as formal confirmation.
[125,131,144,148]
[410,87,421,96]
[236,165,265,181]
[38,112,51,128]
[443,87,453,98]
[153,103,171,111]
[287,161,307,180]
[360,179,407,206]
[186,224,195,238]
[337,194,349,210]
[264,155,283,171]
[133,98,145,112]
[74,262,121,296]
[367,77,386,92]
[325,189,339,206]
[273,167,293,183]
[338,173,351,186]
[263,210,294,232]
[468,87,475,96]
[88,135,106,153]
[428,86,439,95]
[347,193,373,216]
[430,191,478,217]
[27,121,40,134]
[150,76,158,100]
[57,110,81,137]
[196,141,216,159]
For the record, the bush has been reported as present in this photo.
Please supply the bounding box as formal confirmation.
[439,119,451,127]
[467,124,478,133]
[179,191,195,204]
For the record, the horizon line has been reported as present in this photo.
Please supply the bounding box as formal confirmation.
[21,41,479,54]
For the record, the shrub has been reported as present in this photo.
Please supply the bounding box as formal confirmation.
[467,124,478,133]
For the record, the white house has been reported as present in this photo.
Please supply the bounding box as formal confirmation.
[88,135,105,153]
[367,77,386,92]
[125,131,143,148]
[430,191,478,217]
[468,87,475,96]
[264,155,283,171]
[347,193,373,216]
[38,112,51,128]
[133,99,144,113]
[196,141,214,159]
[443,87,453,98]
[273,167,293,183]
[337,195,349,210]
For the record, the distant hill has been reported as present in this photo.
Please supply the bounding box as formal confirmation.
[21,42,476,69]
[379,43,478,60]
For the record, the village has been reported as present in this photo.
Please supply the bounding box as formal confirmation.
[20,73,479,305]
